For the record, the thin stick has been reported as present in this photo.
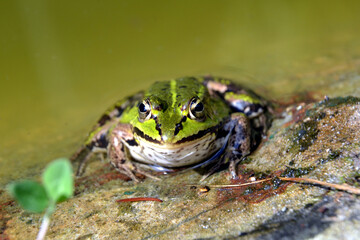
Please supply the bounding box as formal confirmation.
[116,197,163,203]
[188,177,360,195]
[198,178,272,188]
[278,177,360,195]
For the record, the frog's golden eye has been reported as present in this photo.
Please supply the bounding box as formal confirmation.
[189,98,205,121]
[138,99,151,122]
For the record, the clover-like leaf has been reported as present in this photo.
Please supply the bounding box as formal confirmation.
[42,158,73,203]
[7,180,49,213]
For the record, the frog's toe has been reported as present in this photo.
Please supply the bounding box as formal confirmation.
[135,168,161,181]
[229,159,240,179]
[112,160,160,182]
[117,164,141,183]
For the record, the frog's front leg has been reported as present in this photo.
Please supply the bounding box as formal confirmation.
[71,93,144,176]
[225,113,251,179]
[73,120,115,176]
[204,77,270,178]
[109,123,160,182]
[200,113,250,181]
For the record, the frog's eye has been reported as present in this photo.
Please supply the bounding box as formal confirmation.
[189,98,205,121]
[138,99,151,122]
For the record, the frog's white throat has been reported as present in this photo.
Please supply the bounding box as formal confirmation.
[125,133,227,167]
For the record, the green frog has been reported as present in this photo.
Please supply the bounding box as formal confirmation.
[72,76,271,182]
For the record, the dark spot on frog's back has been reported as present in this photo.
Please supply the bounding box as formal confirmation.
[98,106,125,126]
[115,107,124,117]
[98,114,111,126]
[179,85,187,89]
[94,134,108,148]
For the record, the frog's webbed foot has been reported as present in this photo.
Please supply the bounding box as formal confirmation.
[109,144,160,182]
[112,160,161,182]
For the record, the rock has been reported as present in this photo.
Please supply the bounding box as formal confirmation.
[1,95,359,239]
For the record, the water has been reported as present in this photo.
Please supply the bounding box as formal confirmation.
[1,0,360,185]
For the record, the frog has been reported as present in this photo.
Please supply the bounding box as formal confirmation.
[71,76,271,182]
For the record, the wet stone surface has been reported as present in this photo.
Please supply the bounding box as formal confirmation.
[1,95,360,240]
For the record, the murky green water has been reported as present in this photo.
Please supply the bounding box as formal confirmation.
[1,0,360,186]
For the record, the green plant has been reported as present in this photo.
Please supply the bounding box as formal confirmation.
[7,158,74,240]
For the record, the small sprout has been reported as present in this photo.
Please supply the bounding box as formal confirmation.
[7,158,74,240]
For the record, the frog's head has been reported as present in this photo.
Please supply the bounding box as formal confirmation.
[130,77,229,147]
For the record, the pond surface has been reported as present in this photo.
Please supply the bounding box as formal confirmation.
[1,0,360,186]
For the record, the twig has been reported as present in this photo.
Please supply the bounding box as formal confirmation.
[188,178,272,188]
[188,176,360,195]
[278,177,360,195]
[116,197,163,203]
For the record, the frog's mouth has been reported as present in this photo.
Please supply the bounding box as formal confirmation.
[129,125,230,167]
